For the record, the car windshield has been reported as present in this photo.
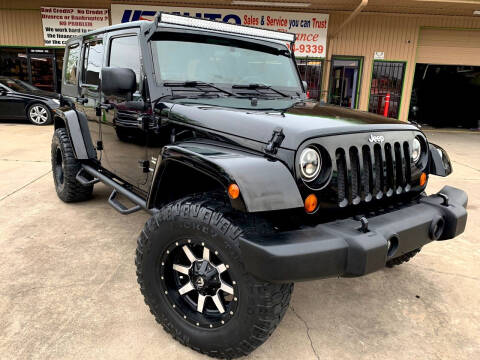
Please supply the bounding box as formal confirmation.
[0,78,38,92]
[151,38,302,93]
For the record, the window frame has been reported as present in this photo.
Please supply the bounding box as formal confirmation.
[328,55,364,109]
[107,32,143,93]
[63,43,81,86]
[79,35,105,90]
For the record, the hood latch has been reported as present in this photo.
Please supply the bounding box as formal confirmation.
[264,127,285,155]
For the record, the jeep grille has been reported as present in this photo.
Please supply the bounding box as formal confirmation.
[335,141,412,207]
[298,131,426,210]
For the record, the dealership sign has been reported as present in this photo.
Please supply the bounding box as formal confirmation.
[111,4,328,58]
[41,7,109,46]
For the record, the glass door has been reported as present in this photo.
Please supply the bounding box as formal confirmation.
[329,57,362,109]
[29,55,55,92]
[296,59,323,100]
[368,61,406,119]
[0,48,29,82]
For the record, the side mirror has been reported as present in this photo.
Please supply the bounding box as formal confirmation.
[101,67,136,98]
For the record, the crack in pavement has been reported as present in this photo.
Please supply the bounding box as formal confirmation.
[0,158,48,163]
[411,264,480,281]
[0,170,51,202]
[451,160,480,173]
[290,305,320,360]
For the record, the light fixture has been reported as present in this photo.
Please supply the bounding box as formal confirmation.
[231,1,311,8]
[159,13,295,42]
[474,10,480,15]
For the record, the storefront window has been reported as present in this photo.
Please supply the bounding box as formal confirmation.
[297,59,323,100]
[368,61,406,119]
[0,48,29,82]
[0,47,65,93]
[30,56,54,91]
[55,49,64,91]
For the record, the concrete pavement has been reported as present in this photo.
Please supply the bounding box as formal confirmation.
[0,123,479,359]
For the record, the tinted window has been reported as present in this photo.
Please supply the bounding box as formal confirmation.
[109,36,141,88]
[0,78,39,91]
[82,40,103,86]
[152,39,301,89]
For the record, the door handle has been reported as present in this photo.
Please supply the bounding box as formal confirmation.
[76,97,88,104]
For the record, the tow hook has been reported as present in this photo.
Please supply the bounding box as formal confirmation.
[355,216,369,233]
[438,192,449,206]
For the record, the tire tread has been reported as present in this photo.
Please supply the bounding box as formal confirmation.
[51,128,93,202]
[136,193,293,359]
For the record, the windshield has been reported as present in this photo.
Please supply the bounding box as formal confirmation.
[0,78,38,92]
[151,38,302,91]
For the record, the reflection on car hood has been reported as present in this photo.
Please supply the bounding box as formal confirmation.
[167,101,418,150]
[15,89,60,100]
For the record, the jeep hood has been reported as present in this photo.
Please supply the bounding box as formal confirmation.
[167,101,419,150]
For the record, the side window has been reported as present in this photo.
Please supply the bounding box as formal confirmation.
[82,39,104,86]
[109,36,141,89]
[64,43,80,85]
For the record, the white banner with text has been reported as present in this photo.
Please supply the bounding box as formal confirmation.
[111,4,328,58]
[41,7,109,46]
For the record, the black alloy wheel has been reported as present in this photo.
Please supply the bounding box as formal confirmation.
[160,239,238,328]
[136,194,293,359]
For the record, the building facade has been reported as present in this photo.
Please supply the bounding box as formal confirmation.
[1,0,479,124]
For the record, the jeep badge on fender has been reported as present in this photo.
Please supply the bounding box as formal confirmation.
[51,13,467,359]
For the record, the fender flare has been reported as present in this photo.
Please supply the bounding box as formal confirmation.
[54,109,96,160]
[147,142,304,212]
[429,142,452,177]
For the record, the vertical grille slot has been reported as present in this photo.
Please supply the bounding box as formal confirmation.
[384,143,395,196]
[336,149,348,207]
[362,146,373,202]
[403,141,412,190]
[349,147,361,205]
[373,144,384,199]
[394,142,405,193]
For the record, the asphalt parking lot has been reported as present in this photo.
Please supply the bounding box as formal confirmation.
[0,123,479,360]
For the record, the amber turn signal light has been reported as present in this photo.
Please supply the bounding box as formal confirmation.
[304,194,318,213]
[228,184,240,199]
[420,172,427,187]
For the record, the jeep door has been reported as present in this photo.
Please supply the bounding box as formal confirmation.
[75,36,104,153]
[101,29,149,190]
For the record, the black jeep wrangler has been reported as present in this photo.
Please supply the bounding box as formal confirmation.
[51,13,468,358]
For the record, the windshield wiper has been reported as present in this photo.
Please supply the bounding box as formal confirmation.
[231,83,290,98]
[163,81,236,97]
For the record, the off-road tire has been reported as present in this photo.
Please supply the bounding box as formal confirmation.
[51,128,93,202]
[136,194,293,359]
[386,248,421,268]
[27,103,52,125]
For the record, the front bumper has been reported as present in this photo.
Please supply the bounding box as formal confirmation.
[240,186,468,283]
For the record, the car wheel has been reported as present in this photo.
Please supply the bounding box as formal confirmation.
[136,194,293,358]
[51,128,93,202]
[27,103,52,125]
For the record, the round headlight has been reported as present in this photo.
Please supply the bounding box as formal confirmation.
[412,138,422,163]
[300,147,321,180]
